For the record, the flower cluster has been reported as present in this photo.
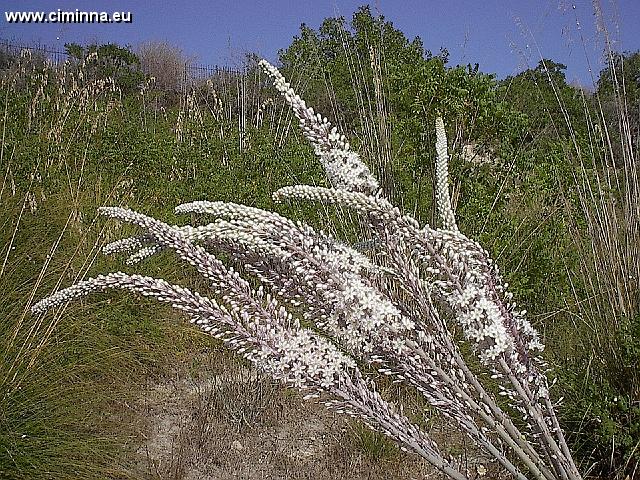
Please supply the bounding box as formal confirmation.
[435,116,458,231]
[259,59,379,194]
[32,61,583,480]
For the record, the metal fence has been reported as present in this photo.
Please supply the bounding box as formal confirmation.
[0,40,68,65]
[0,40,243,91]
[0,40,285,138]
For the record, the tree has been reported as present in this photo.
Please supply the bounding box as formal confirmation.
[277,6,524,207]
[501,59,587,138]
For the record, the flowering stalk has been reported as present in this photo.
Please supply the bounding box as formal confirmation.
[32,60,583,480]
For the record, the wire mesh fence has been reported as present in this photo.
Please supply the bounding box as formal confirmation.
[0,39,69,65]
[0,40,293,142]
[0,40,245,93]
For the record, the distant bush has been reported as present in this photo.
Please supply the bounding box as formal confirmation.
[64,42,145,94]
[137,41,191,94]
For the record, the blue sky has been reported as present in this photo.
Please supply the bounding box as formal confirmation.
[2,1,639,86]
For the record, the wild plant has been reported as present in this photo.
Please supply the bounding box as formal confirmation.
[1,48,153,479]
[1,51,126,391]
[32,60,584,480]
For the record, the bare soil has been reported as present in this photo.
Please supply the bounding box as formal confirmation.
[129,349,497,480]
